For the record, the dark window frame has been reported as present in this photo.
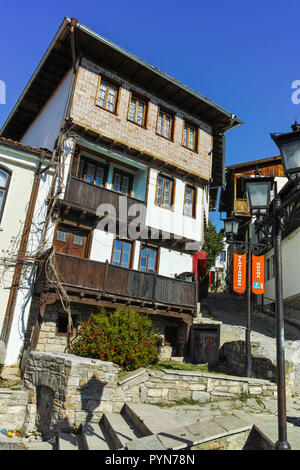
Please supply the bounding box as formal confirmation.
[183,183,197,218]
[156,107,175,141]
[71,153,109,188]
[182,121,198,152]
[95,75,120,114]
[112,168,134,196]
[0,166,11,225]
[155,173,175,209]
[127,93,148,128]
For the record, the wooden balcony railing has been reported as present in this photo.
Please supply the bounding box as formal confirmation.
[64,176,146,223]
[36,253,197,312]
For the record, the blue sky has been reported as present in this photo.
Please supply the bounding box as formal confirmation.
[1,1,299,229]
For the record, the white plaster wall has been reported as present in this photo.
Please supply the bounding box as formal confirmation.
[0,147,36,334]
[158,248,193,278]
[146,168,204,243]
[264,226,300,305]
[21,69,73,151]
[0,145,54,364]
[90,230,114,263]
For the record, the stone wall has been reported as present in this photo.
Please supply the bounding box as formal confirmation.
[140,369,278,404]
[220,340,296,398]
[21,351,283,437]
[0,389,29,430]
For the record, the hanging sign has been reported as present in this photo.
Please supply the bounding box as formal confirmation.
[252,255,265,294]
[233,253,246,294]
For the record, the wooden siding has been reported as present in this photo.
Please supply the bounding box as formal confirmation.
[64,176,146,223]
[35,253,196,310]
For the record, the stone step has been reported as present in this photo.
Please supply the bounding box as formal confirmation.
[57,432,80,450]
[123,403,153,436]
[123,403,198,435]
[101,411,142,448]
[81,422,113,450]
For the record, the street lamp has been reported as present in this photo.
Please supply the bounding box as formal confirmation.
[223,214,255,378]
[245,177,273,214]
[271,121,300,179]
[224,215,240,239]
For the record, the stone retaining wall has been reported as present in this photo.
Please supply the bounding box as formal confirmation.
[22,352,283,436]
[140,369,278,405]
[0,389,29,430]
[220,340,296,398]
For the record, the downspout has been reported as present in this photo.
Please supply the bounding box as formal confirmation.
[1,152,47,347]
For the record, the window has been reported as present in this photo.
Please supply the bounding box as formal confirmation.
[128,95,147,127]
[220,250,226,262]
[96,77,119,113]
[184,184,197,217]
[0,167,11,224]
[182,122,197,151]
[111,239,133,268]
[266,255,275,281]
[236,177,247,200]
[113,169,133,196]
[155,174,175,208]
[139,245,158,273]
[56,229,67,242]
[71,154,107,188]
[266,258,270,281]
[156,109,174,140]
[54,224,90,259]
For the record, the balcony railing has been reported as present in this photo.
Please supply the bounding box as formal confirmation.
[36,253,197,312]
[64,176,146,223]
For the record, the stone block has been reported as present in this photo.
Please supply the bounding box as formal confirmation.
[192,391,210,402]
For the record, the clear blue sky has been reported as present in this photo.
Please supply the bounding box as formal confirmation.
[1,0,299,229]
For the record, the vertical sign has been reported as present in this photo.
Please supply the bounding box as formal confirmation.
[233,253,246,293]
[252,255,265,294]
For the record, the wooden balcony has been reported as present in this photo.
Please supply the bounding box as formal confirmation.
[63,176,146,223]
[35,253,197,316]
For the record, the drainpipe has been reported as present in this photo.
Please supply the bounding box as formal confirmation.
[1,153,47,347]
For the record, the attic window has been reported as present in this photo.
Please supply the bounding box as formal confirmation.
[96,77,119,113]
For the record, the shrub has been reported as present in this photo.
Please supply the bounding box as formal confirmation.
[72,307,162,371]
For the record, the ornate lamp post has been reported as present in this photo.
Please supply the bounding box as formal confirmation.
[223,215,267,378]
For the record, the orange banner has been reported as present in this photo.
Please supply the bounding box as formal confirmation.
[233,253,246,294]
[252,255,265,295]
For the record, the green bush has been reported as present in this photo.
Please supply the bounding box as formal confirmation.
[72,307,162,371]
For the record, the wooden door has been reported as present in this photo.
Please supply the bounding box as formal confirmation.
[54,224,90,258]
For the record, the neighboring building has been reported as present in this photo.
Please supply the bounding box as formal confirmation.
[219,155,287,294]
[263,179,300,322]
[0,17,241,364]
[209,236,228,292]
[0,138,54,364]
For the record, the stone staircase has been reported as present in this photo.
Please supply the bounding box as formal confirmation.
[56,402,252,450]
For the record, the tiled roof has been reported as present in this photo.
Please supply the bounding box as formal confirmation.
[0,137,52,157]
